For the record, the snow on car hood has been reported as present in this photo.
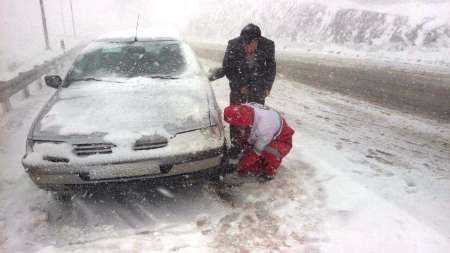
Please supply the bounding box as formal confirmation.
[35,77,210,143]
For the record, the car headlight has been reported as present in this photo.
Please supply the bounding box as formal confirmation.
[26,140,63,153]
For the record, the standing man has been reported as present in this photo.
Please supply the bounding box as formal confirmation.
[222,23,277,158]
[223,23,276,105]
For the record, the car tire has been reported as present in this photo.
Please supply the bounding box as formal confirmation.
[52,191,74,202]
[209,172,221,183]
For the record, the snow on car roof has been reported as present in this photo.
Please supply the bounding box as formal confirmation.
[96,28,181,42]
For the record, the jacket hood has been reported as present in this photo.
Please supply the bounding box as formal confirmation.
[224,105,254,127]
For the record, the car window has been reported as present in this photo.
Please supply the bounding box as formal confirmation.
[68,41,188,81]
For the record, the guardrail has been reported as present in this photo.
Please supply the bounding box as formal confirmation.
[0,45,85,113]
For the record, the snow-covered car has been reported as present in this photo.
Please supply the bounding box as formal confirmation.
[21,29,226,195]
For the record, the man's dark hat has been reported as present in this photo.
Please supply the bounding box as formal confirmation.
[241,24,261,43]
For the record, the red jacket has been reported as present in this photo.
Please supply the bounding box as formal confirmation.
[224,103,295,176]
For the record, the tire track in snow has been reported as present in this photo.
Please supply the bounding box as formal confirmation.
[210,161,327,252]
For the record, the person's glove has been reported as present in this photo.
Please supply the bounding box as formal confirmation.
[208,67,225,81]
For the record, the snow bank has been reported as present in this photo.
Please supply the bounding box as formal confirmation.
[181,0,450,68]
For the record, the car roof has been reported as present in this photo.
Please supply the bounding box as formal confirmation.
[95,28,181,42]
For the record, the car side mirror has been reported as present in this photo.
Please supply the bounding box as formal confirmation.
[208,67,225,81]
[45,75,62,89]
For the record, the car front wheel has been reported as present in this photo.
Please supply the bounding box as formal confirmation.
[52,191,75,202]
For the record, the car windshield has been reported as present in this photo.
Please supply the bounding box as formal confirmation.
[67,41,188,81]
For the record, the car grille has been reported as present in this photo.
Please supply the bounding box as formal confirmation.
[133,136,168,151]
[73,143,116,156]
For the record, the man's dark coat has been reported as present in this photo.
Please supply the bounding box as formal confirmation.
[222,36,276,104]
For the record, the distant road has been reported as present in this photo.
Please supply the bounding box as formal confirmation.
[191,43,450,122]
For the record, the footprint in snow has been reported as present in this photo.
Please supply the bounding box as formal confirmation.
[405,179,416,187]
[212,163,326,252]
[404,178,417,194]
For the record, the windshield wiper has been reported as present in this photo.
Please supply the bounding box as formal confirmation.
[67,77,124,83]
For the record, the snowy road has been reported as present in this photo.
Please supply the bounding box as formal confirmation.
[192,43,450,122]
[0,58,449,252]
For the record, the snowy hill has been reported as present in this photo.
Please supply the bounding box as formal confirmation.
[182,0,450,65]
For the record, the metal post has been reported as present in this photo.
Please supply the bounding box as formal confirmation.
[69,0,76,37]
[60,0,66,35]
[39,0,51,50]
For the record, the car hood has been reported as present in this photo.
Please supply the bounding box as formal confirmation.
[33,77,211,143]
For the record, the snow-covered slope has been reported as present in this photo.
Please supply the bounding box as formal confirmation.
[182,0,450,65]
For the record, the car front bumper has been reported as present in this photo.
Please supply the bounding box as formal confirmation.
[25,150,222,191]
[22,129,225,191]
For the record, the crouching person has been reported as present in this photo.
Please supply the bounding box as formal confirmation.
[223,102,295,182]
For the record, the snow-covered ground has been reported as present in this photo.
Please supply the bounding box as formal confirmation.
[0,57,449,252]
